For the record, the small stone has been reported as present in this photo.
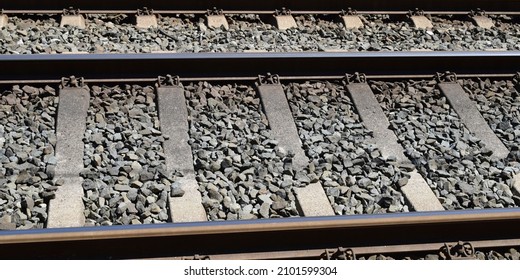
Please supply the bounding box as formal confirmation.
[229,203,241,213]
[458,182,476,195]
[150,203,161,214]
[223,196,232,209]
[170,182,185,197]
[108,167,120,176]
[15,171,31,184]
[357,178,372,187]
[82,179,96,191]
[158,211,169,220]
[93,155,102,166]
[208,189,223,202]
[114,185,131,192]
[140,171,154,181]
[146,196,156,204]
[126,203,139,214]
[53,178,65,186]
[259,203,270,218]
[46,165,56,177]
[131,161,142,172]
[210,162,221,172]
[397,177,408,187]
[271,199,287,210]
[399,163,416,172]
[130,180,143,188]
[127,189,138,201]
[258,194,273,204]
[116,203,127,214]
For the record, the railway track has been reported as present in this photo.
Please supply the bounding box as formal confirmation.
[2,1,520,54]
[1,52,520,258]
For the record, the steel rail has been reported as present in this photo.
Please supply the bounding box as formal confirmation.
[0,52,520,82]
[2,0,520,12]
[0,208,519,259]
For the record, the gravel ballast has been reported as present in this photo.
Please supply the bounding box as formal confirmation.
[1,14,519,54]
[462,78,520,153]
[81,85,175,226]
[0,85,58,230]
[285,81,408,215]
[185,82,301,221]
[371,80,520,210]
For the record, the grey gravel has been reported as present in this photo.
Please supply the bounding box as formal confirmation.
[185,82,300,220]
[333,14,519,51]
[1,14,519,54]
[81,85,177,226]
[371,80,520,210]
[285,81,408,215]
[462,78,520,154]
[0,85,58,230]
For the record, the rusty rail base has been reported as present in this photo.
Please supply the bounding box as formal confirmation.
[0,208,519,259]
